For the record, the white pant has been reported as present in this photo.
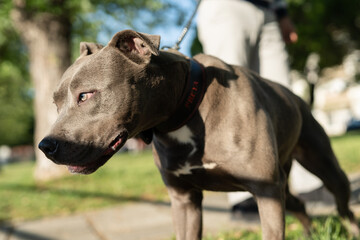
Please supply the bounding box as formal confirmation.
[198,0,290,87]
[197,0,321,205]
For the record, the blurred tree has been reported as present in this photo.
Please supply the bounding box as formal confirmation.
[0,0,167,181]
[0,60,33,146]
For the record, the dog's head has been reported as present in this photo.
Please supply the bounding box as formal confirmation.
[38,30,163,174]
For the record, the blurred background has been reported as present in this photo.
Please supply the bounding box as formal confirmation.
[0,0,360,238]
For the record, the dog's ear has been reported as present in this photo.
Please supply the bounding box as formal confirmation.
[108,30,160,64]
[79,42,104,57]
[137,129,153,144]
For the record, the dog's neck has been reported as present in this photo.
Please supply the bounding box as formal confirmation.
[138,58,206,143]
[155,59,206,133]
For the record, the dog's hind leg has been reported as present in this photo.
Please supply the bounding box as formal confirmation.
[293,109,359,236]
[285,189,312,235]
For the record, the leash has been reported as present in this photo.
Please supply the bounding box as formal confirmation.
[162,0,202,51]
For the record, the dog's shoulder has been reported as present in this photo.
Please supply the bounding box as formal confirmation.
[193,53,231,70]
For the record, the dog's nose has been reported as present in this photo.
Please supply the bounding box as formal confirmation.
[38,137,58,157]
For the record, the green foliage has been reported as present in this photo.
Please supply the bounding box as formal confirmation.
[0,1,33,146]
[190,30,203,57]
[0,61,33,146]
[287,0,360,70]
[9,0,163,19]
[0,0,14,46]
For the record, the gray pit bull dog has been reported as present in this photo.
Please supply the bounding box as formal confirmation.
[39,30,359,239]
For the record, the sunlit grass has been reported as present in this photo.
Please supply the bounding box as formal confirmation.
[204,215,358,240]
[0,150,167,222]
[331,130,360,173]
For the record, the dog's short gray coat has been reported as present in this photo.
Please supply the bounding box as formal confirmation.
[39,30,359,240]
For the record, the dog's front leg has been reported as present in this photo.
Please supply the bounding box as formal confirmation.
[254,184,285,240]
[167,186,203,240]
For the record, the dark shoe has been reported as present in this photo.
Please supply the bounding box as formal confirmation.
[231,197,259,221]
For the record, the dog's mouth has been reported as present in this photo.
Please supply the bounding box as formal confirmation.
[103,131,129,156]
[67,131,128,174]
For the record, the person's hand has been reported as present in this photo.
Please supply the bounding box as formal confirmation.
[278,16,298,44]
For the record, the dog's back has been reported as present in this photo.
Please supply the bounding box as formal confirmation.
[193,53,358,235]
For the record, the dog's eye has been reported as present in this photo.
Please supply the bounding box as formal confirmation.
[78,92,95,104]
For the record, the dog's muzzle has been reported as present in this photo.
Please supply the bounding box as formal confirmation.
[38,131,128,174]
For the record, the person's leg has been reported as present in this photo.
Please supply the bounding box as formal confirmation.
[228,191,253,210]
[197,0,263,67]
[258,11,290,87]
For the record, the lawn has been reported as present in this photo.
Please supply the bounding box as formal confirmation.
[0,150,167,222]
[203,216,357,240]
[0,131,359,239]
[331,131,360,173]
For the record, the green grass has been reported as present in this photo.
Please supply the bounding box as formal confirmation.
[204,216,358,240]
[331,130,360,173]
[0,131,359,239]
[0,150,167,222]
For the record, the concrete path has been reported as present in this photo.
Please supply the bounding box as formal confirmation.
[1,173,360,240]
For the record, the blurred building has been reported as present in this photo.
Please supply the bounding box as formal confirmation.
[291,50,360,136]
[312,50,360,136]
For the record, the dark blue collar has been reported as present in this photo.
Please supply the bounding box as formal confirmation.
[156,59,206,133]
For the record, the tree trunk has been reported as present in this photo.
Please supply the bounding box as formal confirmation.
[11,0,71,181]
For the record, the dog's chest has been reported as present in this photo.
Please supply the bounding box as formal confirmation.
[153,125,248,191]
[153,126,216,176]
